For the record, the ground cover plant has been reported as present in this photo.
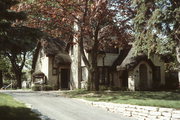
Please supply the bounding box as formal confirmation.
[0,93,40,120]
[62,89,180,109]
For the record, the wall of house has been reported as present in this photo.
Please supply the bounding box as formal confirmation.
[128,70,135,91]
[48,57,58,88]
[98,53,119,66]
[150,55,165,85]
[34,49,49,81]
[81,52,119,88]
[34,49,59,88]
[81,66,88,88]
[70,41,81,89]
[135,61,153,90]
[113,71,123,88]
[81,52,119,67]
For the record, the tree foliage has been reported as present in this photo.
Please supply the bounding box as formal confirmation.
[0,0,42,88]
[0,54,11,87]
[133,0,180,57]
[22,0,132,90]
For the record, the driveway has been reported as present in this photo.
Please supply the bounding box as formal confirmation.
[1,90,136,120]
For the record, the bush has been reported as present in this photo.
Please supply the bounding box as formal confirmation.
[52,85,59,90]
[32,85,41,91]
[99,85,108,91]
[42,85,53,91]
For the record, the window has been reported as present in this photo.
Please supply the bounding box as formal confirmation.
[98,67,109,85]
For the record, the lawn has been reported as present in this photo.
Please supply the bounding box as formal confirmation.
[0,93,40,120]
[61,89,180,109]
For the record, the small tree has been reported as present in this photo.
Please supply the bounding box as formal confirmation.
[0,55,11,88]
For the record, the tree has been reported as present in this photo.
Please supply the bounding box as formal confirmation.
[133,0,180,85]
[0,0,42,88]
[0,55,11,88]
[23,0,131,91]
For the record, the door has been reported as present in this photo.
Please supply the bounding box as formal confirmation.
[139,64,148,90]
[61,69,70,89]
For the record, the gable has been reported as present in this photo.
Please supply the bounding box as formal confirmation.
[116,47,155,71]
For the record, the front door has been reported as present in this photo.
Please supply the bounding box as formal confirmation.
[61,69,70,89]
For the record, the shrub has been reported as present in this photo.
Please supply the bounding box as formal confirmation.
[42,85,53,91]
[32,85,41,91]
[99,85,108,91]
[52,85,59,90]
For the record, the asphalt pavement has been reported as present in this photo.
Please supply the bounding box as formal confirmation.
[1,90,136,120]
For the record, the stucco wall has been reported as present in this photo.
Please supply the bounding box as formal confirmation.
[128,70,135,91]
[99,53,119,66]
[48,57,58,87]
[34,49,59,88]
[70,40,81,89]
[81,52,119,67]
[34,49,49,80]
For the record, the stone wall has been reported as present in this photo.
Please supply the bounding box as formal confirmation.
[78,99,180,120]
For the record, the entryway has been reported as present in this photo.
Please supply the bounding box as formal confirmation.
[60,68,70,89]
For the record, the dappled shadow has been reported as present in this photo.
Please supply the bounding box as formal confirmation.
[118,90,180,101]
[78,89,180,102]
[0,106,53,120]
[0,106,40,120]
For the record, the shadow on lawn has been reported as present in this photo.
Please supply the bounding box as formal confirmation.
[120,90,180,101]
[0,106,41,120]
[0,106,40,120]
[88,89,180,101]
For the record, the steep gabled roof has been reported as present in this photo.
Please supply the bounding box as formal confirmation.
[41,37,67,56]
[32,36,71,72]
[116,47,155,71]
[111,48,131,71]
[54,53,72,65]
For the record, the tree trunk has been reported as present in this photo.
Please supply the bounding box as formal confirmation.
[94,68,99,91]
[176,44,180,88]
[6,52,26,89]
[15,72,22,89]
[89,49,99,91]
[88,67,99,91]
[0,70,3,88]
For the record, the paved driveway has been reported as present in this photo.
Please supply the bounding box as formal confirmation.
[1,90,136,120]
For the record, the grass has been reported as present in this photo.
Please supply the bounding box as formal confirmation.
[0,93,41,120]
[61,89,180,109]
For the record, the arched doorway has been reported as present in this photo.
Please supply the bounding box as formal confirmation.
[139,64,148,90]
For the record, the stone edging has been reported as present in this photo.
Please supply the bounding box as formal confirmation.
[77,99,180,120]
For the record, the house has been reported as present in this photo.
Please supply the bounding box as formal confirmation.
[114,47,165,91]
[32,37,166,91]
[32,37,72,89]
